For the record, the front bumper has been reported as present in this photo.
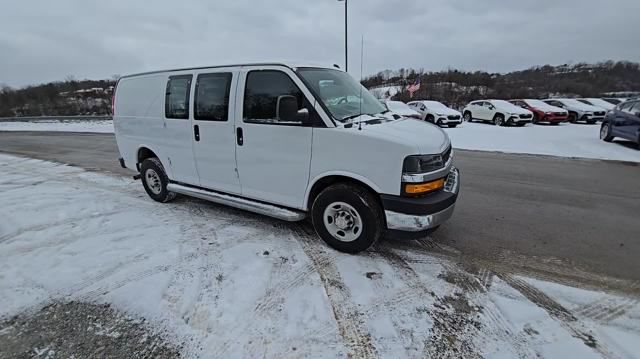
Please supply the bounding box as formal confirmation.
[582,115,605,122]
[507,115,533,125]
[383,167,459,235]
[543,114,568,123]
[437,115,463,124]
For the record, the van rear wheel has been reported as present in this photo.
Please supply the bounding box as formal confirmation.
[140,158,176,203]
[311,183,383,253]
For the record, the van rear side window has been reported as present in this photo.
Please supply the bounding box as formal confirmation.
[195,73,232,121]
[165,75,192,119]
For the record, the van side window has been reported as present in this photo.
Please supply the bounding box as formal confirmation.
[243,70,305,124]
[194,73,232,121]
[165,75,192,119]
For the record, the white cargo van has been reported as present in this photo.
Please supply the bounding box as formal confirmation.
[113,63,459,253]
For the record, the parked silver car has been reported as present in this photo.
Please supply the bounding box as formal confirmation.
[543,99,606,124]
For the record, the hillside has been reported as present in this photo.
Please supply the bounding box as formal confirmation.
[364,61,640,108]
[1,61,639,117]
[0,78,115,117]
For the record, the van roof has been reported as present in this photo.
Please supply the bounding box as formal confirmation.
[119,62,341,80]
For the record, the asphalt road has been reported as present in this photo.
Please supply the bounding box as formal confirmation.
[1,131,639,281]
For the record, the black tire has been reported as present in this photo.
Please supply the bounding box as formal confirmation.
[532,113,539,124]
[140,158,177,203]
[568,112,578,123]
[493,114,505,126]
[463,112,473,122]
[448,124,458,128]
[600,123,614,142]
[311,183,384,253]
[426,115,435,124]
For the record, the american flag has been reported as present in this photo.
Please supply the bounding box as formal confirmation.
[407,79,421,98]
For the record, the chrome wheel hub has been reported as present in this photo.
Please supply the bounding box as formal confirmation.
[600,125,608,139]
[145,169,162,195]
[323,202,363,242]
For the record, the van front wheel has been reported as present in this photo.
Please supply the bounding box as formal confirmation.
[140,158,176,203]
[311,183,384,253]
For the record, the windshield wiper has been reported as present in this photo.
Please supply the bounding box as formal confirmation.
[340,113,372,122]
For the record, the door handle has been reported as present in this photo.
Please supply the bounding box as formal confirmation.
[236,127,243,146]
[194,125,200,142]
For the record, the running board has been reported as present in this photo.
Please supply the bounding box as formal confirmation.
[166,183,306,222]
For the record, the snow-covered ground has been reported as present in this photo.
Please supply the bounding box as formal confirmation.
[0,120,113,133]
[444,122,640,163]
[1,153,639,358]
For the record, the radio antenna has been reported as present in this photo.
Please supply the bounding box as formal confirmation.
[358,34,364,131]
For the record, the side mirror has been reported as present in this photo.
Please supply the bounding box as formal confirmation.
[277,95,299,122]
[296,108,311,125]
[276,95,311,125]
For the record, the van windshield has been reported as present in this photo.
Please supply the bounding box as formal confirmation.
[297,68,386,122]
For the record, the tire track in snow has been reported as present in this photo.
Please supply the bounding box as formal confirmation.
[382,239,537,358]
[574,297,638,323]
[179,205,225,334]
[498,273,619,358]
[75,263,173,301]
[572,282,640,324]
[294,224,376,359]
[372,241,483,358]
[0,210,123,245]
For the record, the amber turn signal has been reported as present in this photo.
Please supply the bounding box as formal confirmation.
[404,178,445,194]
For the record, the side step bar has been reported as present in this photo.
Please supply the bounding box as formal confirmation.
[166,183,306,222]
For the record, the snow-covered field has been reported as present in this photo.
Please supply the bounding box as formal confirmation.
[1,153,639,358]
[443,122,640,163]
[0,120,114,133]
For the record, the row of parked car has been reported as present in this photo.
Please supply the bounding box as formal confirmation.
[383,97,640,146]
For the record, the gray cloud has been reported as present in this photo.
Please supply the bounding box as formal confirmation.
[0,0,638,87]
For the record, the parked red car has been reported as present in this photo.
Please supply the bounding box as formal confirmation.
[510,99,569,124]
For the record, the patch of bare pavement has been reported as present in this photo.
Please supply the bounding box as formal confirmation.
[0,302,179,359]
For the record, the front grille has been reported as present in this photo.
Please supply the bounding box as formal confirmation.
[594,111,605,116]
[447,115,461,120]
[519,114,533,119]
[444,167,459,193]
[441,145,452,164]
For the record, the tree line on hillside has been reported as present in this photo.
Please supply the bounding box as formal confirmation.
[363,61,640,108]
[1,61,639,117]
[0,76,116,117]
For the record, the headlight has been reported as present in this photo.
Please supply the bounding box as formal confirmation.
[403,154,445,174]
[436,113,447,116]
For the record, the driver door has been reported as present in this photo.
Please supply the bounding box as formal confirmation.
[234,66,316,209]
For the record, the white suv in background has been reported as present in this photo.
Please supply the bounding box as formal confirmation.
[462,100,533,126]
[408,100,463,128]
[543,99,607,124]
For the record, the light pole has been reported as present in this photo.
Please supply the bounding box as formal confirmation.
[338,0,348,72]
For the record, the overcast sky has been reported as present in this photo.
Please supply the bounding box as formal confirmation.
[1,0,639,87]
